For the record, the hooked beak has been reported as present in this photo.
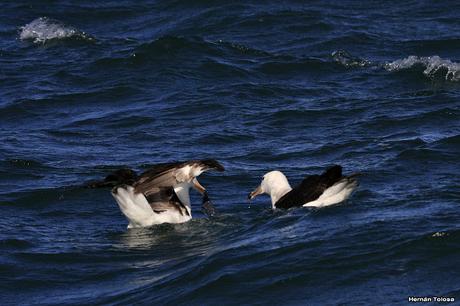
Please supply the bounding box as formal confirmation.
[248,185,263,200]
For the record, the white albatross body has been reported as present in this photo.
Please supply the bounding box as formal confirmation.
[111,160,224,228]
[249,166,359,209]
[112,183,193,228]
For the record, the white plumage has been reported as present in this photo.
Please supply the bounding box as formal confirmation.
[112,185,192,228]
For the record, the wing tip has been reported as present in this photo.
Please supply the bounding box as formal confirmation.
[200,159,225,172]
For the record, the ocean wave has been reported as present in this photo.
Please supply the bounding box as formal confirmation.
[256,58,330,75]
[19,17,93,44]
[131,36,273,61]
[131,36,220,60]
[332,50,460,81]
[384,55,460,81]
[331,50,372,68]
[0,238,34,250]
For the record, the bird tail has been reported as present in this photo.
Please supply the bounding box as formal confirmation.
[111,185,154,228]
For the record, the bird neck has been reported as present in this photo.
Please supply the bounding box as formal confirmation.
[269,183,292,208]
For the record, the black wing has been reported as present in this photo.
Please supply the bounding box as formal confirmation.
[275,165,343,209]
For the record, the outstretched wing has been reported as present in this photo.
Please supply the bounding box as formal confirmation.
[134,162,184,196]
[132,159,224,214]
[275,165,343,209]
[134,159,224,197]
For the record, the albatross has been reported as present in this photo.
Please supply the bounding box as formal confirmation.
[90,159,224,228]
[248,165,359,209]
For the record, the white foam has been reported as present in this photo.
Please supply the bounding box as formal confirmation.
[20,17,90,44]
[431,231,449,238]
[384,55,460,81]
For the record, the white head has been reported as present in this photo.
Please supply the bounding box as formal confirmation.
[248,171,292,207]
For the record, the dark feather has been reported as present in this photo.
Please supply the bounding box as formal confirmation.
[138,159,224,181]
[275,165,346,209]
[134,159,224,196]
[134,168,178,196]
[133,159,223,215]
[199,159,225,172]
[143,186,190,217]
[137,162,186,183]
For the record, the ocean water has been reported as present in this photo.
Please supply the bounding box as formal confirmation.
[1,1,460,305]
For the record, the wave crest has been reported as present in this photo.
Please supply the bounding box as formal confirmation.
[384,55,460,81]
[20,17,92,44]
[332,50,460,82]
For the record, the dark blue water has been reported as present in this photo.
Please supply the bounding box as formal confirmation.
[1,1,460,305]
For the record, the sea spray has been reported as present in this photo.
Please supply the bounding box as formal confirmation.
[20,17,93,44]
[384,55,460,81]
[332,50,460,81]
